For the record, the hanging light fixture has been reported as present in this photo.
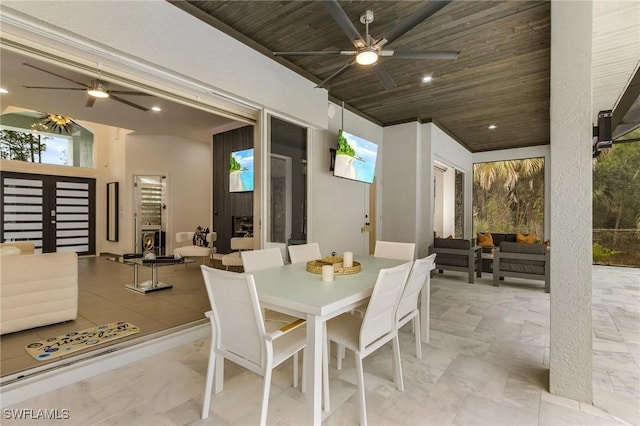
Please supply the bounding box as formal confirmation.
[40,113,77,134]
[87,82,109,98]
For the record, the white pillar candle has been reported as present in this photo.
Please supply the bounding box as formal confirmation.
[321,265,334,282]
[343,251,353,268]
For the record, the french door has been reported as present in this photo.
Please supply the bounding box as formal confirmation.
[0,172,96,254]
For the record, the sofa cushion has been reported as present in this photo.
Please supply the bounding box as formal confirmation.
[500,241,546,255]
[477,232,494,247]
[433,238,471,250]
[0,246,21,256]
[516,233,537,244]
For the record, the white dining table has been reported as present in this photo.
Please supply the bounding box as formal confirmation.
[251,255,434,425]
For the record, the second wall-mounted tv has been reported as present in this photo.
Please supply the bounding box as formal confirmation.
[229,148,254,192]
[333,129,378,184]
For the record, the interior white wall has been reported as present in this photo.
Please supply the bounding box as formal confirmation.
[310,103,382,256]
[0,0,327,129]
[473,145,551,239]
[124,135,212,255]
[549,1,593,403]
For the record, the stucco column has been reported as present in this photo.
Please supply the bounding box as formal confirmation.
[549,1,593,403]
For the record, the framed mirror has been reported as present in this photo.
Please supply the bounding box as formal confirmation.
[107,182,119,242]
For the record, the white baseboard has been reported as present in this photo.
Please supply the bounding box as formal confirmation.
[0,322,209,408]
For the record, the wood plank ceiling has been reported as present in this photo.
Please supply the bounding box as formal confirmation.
[177,1,550,153]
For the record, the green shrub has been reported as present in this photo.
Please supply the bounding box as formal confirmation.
[593,242,619,264]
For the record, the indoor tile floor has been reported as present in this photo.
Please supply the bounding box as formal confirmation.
[2,264,638,425]
[0,255,211,377]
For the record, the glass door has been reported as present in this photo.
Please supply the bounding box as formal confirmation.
[267,117,307,254]
[133,175,166,254]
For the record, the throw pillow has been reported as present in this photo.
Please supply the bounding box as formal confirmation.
[516,233,536,244]
[193,226,210,247]
[477,232,494,247]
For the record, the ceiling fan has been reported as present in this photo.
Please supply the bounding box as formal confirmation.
[21,62,151,111]
[274,0,459,90]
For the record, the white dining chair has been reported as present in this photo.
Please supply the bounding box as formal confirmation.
[323,261,413,426]
[288,242,322,264]
[396,253,436,359]
[374,240,416,261]
[200,265,306,425]
[241,247,284,272]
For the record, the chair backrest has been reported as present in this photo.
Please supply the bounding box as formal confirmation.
[200,265,266,368]
[231,237,254,251]
[176,232,194,245]
[265,242,288,263]
[396,254,436,322]
[360,261,413,350]
[374,241,416,261]
[241,247,284,272]
[288,242,322,264]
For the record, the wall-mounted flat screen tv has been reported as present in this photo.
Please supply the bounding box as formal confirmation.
[333,130,378,184]
[229,148,254,192]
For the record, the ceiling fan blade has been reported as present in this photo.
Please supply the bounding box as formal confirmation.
[381,50,459,60]
[108,90,153,96]
[85,96,96,108]
[23,63,90,88]
[315,61,355,89]
[23,86,87,90]
[374,0,452,49]
[109,94,149,112]
[323,0,366,48]
[372,63,397,90]
[274,51,356,57]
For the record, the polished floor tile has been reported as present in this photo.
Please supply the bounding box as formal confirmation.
[2,265,639,425]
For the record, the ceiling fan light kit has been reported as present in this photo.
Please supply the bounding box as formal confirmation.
[273,0,458,89]
[87,82,109,98]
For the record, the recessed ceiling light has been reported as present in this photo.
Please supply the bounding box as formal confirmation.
[488,124,497,130]
[421,76,433,83]
[151,106,162,112]
[0,88,8,94]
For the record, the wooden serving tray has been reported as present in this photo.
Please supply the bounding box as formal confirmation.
[306,256,361,275]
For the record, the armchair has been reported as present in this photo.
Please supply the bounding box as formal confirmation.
[173,231,217,264]
[428,238,481,283]
[493,242,550,293]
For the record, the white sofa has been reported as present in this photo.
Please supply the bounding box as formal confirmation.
[0,250,78,335]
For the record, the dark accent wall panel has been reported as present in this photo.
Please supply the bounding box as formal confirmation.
[213,125,254,253]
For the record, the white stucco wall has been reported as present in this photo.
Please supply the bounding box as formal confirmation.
[549,0,593,403]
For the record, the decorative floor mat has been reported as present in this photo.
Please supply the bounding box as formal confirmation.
[25,322,140,361]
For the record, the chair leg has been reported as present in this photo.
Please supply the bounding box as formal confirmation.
[392,335,404,392]
[355,354,368,426]
[413,315,422,359]
[201,340,217,419]
[214,354,224,393]
[302,348,307,394]
[293,352,299,389]
[336,344,344,370]
[259,368,272,426]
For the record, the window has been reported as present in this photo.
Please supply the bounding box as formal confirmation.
[473,157,545,238]
[0,111,94,168]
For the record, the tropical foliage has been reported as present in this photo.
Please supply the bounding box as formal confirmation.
[473,157,545,238]
[0,129,48,162]
[336,130,355,157]
[592,138,640,266]
[229,153,241,172]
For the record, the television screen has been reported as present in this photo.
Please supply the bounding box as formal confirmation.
[333,130,378,184]
[229,148,254,192]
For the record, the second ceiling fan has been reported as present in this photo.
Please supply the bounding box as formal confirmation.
[22,62,152,111]
[274,0,459,89]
